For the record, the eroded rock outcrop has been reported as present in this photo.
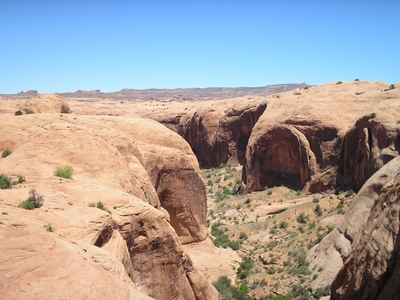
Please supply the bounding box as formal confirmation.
[307,156,400,295]
[331,159,400,299]
[147,97,267,168]
[242,81,400,193]
[0,113,217,300]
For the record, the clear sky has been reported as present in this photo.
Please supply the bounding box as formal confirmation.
[1,0,399,94]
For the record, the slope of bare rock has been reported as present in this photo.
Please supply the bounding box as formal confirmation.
[0,217,152,300]
[242,81,400,193]
[0,113,217,300]
[307,156,400,293]
[331,160,400,299]
[102,117,208,244]
[183,237,241,283]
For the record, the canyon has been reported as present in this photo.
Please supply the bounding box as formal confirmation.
[0,80,399,299]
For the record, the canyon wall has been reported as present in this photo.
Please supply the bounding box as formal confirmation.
[241,81,400,193]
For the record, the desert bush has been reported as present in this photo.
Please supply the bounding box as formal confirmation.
[44,223,54,232]
[355,78,359,81]
[17,175,26,184]
[336,81,342,84]
[279,220,289,229]
[19,189,44,209]
[314,204,323,217]
[61,103,71,114]
[2,150,11,158]
[96,201,105,210]
[0,174,12,189]
[54,165,74,179]
[24,108,34,114]
[15,110,23,116]
[296,212,309,224]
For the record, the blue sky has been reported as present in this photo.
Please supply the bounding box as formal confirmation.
[1,0,399,93]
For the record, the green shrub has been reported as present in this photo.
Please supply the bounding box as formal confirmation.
[61,104,71,114]
[314,204,323,217]
[96,201,105,210]
[355,78,359,81]
[27,188,44,208]
[0,174,12,189]
[15,110,23,116]
[2,150,12,158]
[279,221,289,229]
[44,223,54,232]
[18,175,26,184]
[19,200,35,210]
[296,212,309,224]
[54,165,74,179]
[24,108,34,114]
[336,81,342,84]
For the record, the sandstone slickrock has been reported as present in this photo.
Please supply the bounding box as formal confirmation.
[242,81,400,193]
[307,156,400,295]
[331,159,400,299]
[0,111,217,300]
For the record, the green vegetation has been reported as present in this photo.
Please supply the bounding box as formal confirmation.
[0,174,12,189]
[14,110,23,116]
[314,204,323,217]
[24,108,34,114]
[336,81,342,84]
[212,276,252,300]
[19,189,44,210]
[296,212,309,224]
[44,223,54,232]
[211,222,240,250]
[384,84,395,91]
[54,165,74,179]
[61,104,71,113]
[2,150,12,158]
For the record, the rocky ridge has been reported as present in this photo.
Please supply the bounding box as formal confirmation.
[0,111,218,299]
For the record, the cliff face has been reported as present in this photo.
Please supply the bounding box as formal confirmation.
[242,81,400,194]
[331,157,400,299]
[307,156,400,296]
[147,97,267,168]
[0,111,217,300]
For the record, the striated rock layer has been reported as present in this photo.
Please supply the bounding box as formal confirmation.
[0,110,217,300]
[307,156,400,296]
[330,159,400,299]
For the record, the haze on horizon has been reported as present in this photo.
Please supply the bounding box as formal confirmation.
[1,0,399,94]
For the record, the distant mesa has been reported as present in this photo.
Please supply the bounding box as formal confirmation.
[76,89,101,93]
[18,90,38,95]
[120,88,135,92]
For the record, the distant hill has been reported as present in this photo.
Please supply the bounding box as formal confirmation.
[1,83,310,101]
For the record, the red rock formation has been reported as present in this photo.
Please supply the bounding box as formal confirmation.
[308,156,400,295]
[148,98,267,168]
[330,158,400,299]
[0,113,217,300]
[242,124,317,191]
[242,82,400,193]
[337,113,400,191]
